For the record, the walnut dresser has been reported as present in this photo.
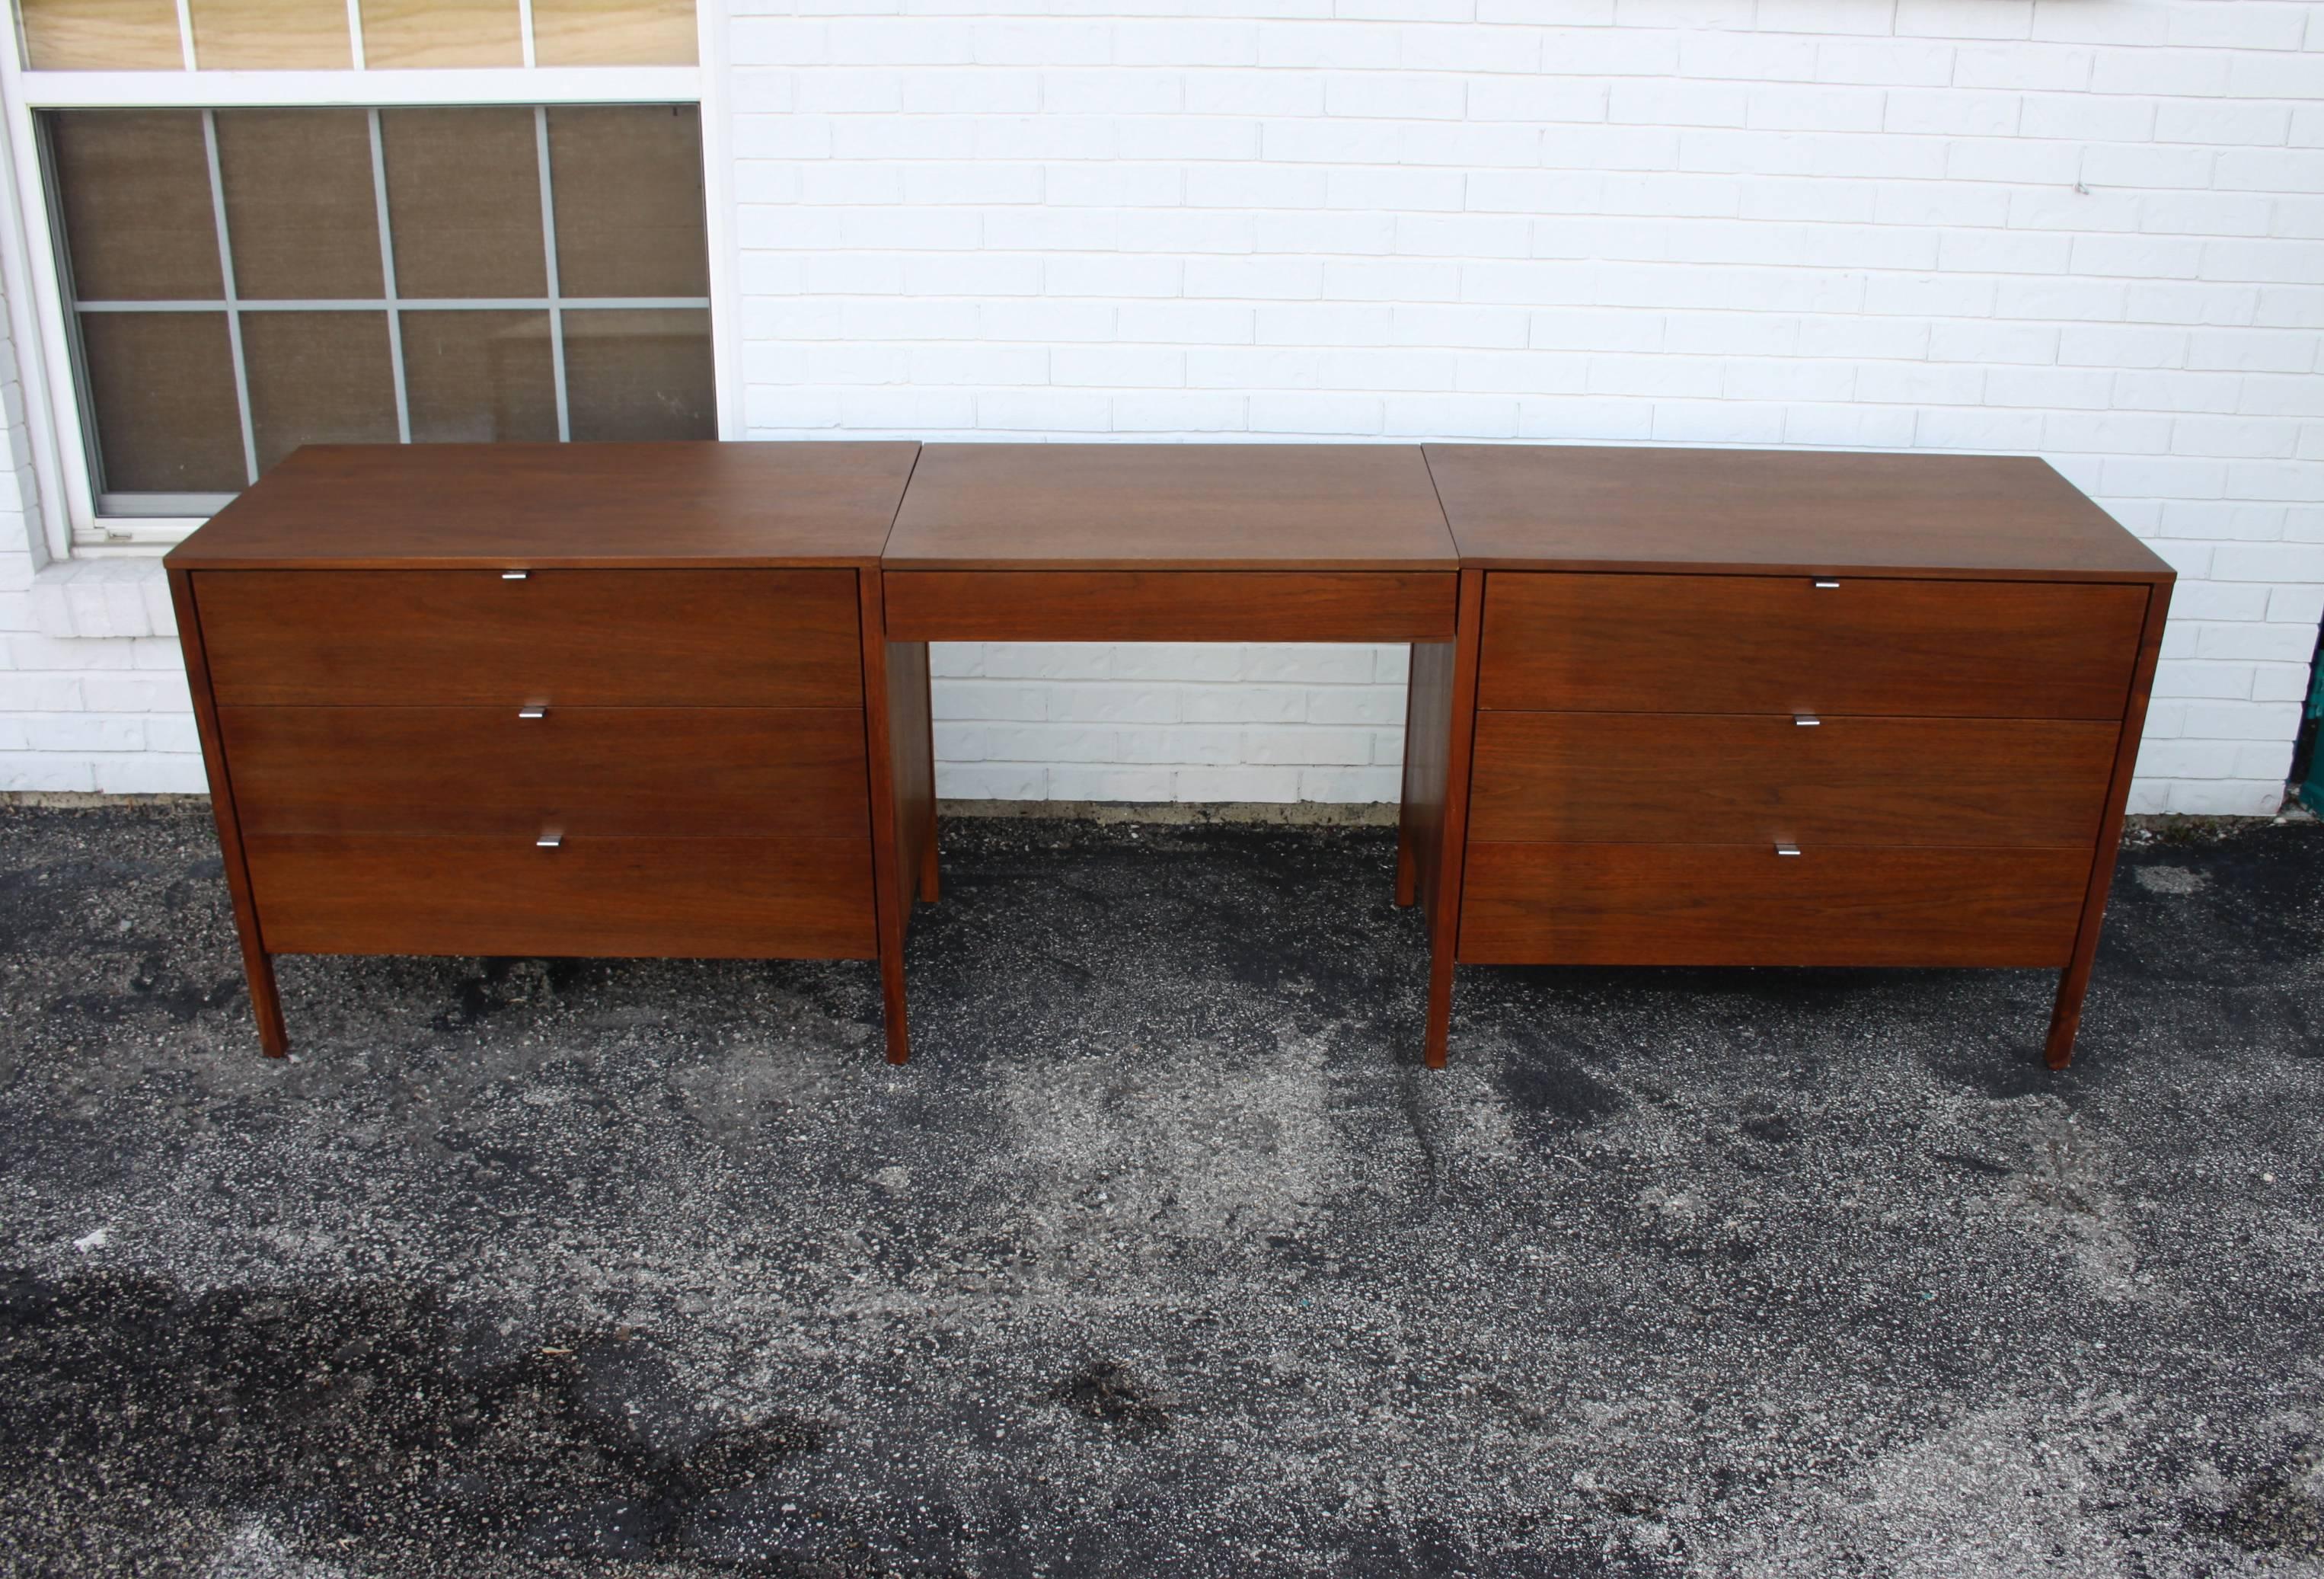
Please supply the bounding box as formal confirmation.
[164,442,928,1061]
[1416,445,2175,1072]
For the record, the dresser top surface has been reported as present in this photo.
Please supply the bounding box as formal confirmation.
[166,442,923,570]
[1425,445,2176,581]
[883,443,1458,570]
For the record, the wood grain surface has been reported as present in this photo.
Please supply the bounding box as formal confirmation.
[883,443,1457,569]
[1426,444,2176,580]
[1477,572,2148,720]
[1467,711,2118,848]
[195,568,864,708]
[1457,842,2089,967]
[221,705,872,839]
[882,569,1458,641]
[164,441,920,570]
[248,834,879,958]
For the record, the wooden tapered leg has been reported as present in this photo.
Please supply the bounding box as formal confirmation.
[879,947,911,1065]
[859,571,916,1063]
[1419,571,1487,1070]
[2044,972,2088,1072]
[919,646,940,904]
[244,944,289,1058]
[2044,579,2170,1071]
[918,823,940,904]
[171,567,291,1058]
[1394,654,1421,909]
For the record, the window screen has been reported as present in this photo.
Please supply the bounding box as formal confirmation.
[43,104,713,515]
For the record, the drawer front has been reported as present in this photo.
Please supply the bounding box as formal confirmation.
[196,569,862,708]
[1479,573,2148,719]
[883,570,1458,642]
[1469,712,2118,848]
[1458,842,2087,968]
[222,707,870,839]
[247,835,876,959]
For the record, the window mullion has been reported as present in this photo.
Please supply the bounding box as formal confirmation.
[367,110,410,443]
[345,0,367,70]
[173,0,195,70]
[532,106,568,443]
[199,110,259,486]
[517,0,538,69]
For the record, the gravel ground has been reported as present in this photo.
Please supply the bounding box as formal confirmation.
[0,801,2319,1578]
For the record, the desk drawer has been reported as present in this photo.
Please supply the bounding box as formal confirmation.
[222,706,870,839]
[247,834,876,958]
[195,569,862,708]
[882,570,1457,642]
[1457,842,2086,967]
[1478,573,2147,719]
[1468,712,2118,848]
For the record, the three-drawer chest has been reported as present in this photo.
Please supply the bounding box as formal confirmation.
[165,442,931,1061]
[1414,445,2174,1071]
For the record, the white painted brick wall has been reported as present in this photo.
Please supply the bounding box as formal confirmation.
[726,0,2324,816]
[5,0,2322,817]
[0,306,207,797]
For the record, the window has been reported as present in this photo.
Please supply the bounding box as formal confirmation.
[1,0,727,548]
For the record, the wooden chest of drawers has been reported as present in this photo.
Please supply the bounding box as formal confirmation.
[1415,445,2175,1071]
[166,442,929,1060]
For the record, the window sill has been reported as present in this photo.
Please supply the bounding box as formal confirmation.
[30,555,174,640]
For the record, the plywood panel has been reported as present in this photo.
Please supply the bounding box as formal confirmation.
[531,0,697,65]
[188,0,353,68]
[359,0,524,66]
[21,0,185,69]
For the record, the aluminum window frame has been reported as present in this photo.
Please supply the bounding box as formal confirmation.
[0,2,738,554]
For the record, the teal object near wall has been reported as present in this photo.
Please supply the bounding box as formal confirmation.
[2303,647,2324,815]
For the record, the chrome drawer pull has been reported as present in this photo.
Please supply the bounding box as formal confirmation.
[1775,842,1802,857]
[537,829,563,850]
[502,570,529,580]
[518,705,547,720]
[1794,711,1820,727]
[1812,578,1840,590]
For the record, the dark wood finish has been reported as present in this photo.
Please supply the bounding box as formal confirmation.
[220,706,870,839]
[1394,655,1430,909]
[876,443,1465,1069]
[1422,570,1487,1069]
[1478,573,2148,721]
[165,441,921,569]
[857,571,915,1064]
[195,568,863,708]
[169,567,287,1058]
[2047,581,2173,1069]
[1457,842,2088,968]
[884,443,1458,570]
[167,440,924,1061]
[247,834,877,957]
[883,570,1458,643]
[1431,444,2172,1072]
[1400,645,1454,918]
[1426,444,2179,580]
[1469,712,2118,849]
[883,638,938,909]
